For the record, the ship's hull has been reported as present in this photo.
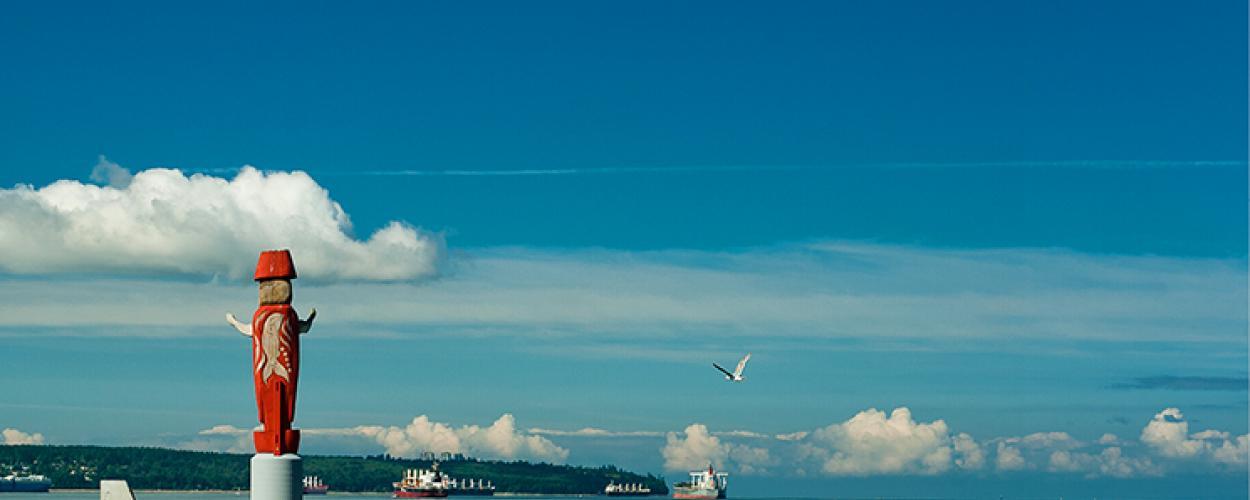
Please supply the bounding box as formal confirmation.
[0,478,53,493]
[671,487,724,500]
[304,488,329,495]
[395,489,449,498]
[448,490,495,496]
[605,492,652,497]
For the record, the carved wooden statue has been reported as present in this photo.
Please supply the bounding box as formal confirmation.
[227,249,316,455]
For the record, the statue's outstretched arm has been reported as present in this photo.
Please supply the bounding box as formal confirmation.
[226,313,252,337]
[299,308,317,334]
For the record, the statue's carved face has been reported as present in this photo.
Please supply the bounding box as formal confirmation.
[258,279,292,305]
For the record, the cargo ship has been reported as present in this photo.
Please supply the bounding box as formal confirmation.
[394,463,450,498]
[0,473,52,493]
[671,466,726,500]
[447,477,495,496]
[603,481,652,496]
[303,476,329,495]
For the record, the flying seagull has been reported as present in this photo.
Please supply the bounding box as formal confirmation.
[713,353,751,382]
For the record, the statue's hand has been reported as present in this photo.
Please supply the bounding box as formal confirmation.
[299,308,317,333]
[226,313,251,337]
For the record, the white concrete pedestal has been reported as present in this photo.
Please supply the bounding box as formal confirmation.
[251,453,302,500]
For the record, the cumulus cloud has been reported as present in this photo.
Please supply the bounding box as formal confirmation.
[2,428,46,445]
[994,443,1026,471]
[952,432,984,470]
[801,408,953,476]
[192,415,567,461]
[981,407,1250,477]
[199,424,250,435]
[356,414,568,462]
[662,424,773,474]
[1045,447,1158,478]
[656,406,1244,479]
[1141,408,1248,466]
[0,163,443,281]
[89,156,133,188]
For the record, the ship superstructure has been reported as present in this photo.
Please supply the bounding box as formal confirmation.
[303,476,329,495]
[671,466,726,500]
[394,463,451,498]
[604,481,652,496]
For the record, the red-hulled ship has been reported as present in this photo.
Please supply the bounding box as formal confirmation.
[394,463,450,498]
[671,465,727,500]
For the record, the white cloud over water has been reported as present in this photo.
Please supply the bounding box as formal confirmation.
[1140,408,1248,466]
[0,160,443,281]
[180,407,1246,479]
[661,424,773,474]
[192,414,568,462]
[799,407,954,476]
[355,414,568,462]
[1,428,45,445]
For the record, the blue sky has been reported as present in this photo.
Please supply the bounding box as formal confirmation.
[0,1,1247,498]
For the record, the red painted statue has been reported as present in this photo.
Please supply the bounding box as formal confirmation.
[227,250,317,455]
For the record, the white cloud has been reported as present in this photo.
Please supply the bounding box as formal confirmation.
[1141,408,1204,458]
[775,431,808,441]
[182,406,1244,479]
[661,424,773,474]
[1141,408,1248,466]
[356,414,568,462]
[0,163,443,281]
[199,424,250,435]
[89,156,133,188]
[1044,447,1159,478]
[994,443,1026,471]
[1,428,45,445]
[952,432,984,470]
[984,407,1249,478]
[714,430,770,439]
[193,414,567,462]
[802,407,953,476]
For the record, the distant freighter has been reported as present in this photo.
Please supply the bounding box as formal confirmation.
[671,466,726,500]
[603,481,652,496]
[0,473,52,493]
[448,476,495,496]
[303,476,329,495]
[394,465,450,498]
[394,462,496,498]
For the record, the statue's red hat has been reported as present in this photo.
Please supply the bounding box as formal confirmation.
[254,249,297,281]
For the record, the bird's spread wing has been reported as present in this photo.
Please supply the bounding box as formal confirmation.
[712,363,734,377]
[734,353,751,377]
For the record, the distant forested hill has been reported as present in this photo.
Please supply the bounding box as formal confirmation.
[0,445,668,494]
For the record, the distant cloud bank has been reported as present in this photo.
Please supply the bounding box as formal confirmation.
[191,414,567,463]
[185,407,1247,479]
[0,158,443,281]
[657,407,1245,478]
[1,428,45,445]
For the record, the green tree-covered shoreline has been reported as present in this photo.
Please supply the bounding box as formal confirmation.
[0,445,668,495]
